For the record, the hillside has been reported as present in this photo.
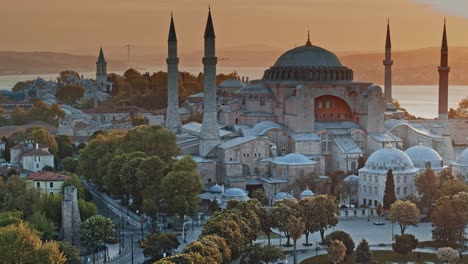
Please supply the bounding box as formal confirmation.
[0,51,127,76]
[1,47,468,84]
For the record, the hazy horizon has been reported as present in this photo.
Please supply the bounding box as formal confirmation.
[2,0,468,56]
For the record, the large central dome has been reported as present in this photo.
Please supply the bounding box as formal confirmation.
[262,38,353,82]
[274,45,343,68]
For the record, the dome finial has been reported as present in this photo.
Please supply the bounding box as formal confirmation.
[306,30,312,46]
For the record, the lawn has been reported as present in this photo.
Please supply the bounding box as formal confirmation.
[300,250,460,264]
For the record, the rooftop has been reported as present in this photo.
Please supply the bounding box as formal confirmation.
[27,171,70,181]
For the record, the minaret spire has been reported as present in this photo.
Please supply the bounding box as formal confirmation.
[199,7,220,157]
[306,30,312,46]
[165,13,182,131]
[96,47,108,92]
[383,19,393,104]
[438,19,450,120]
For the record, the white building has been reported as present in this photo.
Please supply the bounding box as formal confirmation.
[21,149,54,172]
[358,143,420,206]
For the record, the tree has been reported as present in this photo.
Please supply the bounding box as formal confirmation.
[61,157,79,174]
[325,230,355,256]
[0,211,23,227]
[0,222,66,263]
[431,192,468,242]
[376,203,384,223]
[328,240,346,264]
[307,195,339,243]
[448,98,468,119]
[58,70,81,83]
[383,169,397,210]
[299,198,319,246]
[78,199,97,221]
[79,215,114,262]
[250,188,267,205]
[240,245,284,264]
[62,174,85,199]
[355,239,372,263]
[56,135,73,160]
[437,247,460,263]
[25,126,58,155]
[137,156,166,219]
[392,234,418,255]
[11,106,26,125]
[389,200,420,235]
[226,200,262,244]
[271,198,300,246]
[160,156,202,217]
[286,216,305,264]
[143,233,180,261]
[183,240,222,264]
[28,211,57,240]
[58,241,81,264]
[201,212,246,259]
[56,85,85,104]
[414,168,439,213]
[198,235,231,264]
[0,175,40,217]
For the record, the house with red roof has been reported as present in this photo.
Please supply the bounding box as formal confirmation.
[27,171,70,195]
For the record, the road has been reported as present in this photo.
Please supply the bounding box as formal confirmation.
[83,180,147,264]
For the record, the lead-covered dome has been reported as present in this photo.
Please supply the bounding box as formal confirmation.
[262,38,353,82]
[405,144,444,169]
[272,153,317,166]
[459,148,468,165]
[362,145,418,173]
[274,45,343,68]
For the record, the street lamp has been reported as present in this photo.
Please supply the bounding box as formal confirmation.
[136,210,144,240]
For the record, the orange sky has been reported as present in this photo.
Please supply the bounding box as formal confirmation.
[1,0,468,54]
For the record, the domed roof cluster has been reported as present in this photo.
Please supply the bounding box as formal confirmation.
[363,145,418,173]
[262,37,353,82]
[405,144,444,169]
[272,153,317,166]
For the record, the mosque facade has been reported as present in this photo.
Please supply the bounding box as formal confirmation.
[164,10,465,205]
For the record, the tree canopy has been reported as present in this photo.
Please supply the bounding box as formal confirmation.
[389,200,420,235]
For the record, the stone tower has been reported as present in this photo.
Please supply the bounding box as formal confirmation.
[438,20,449,120]
[96,48,108,92]
[199,8,221,157]
[61,186,81,246]
[383,20,393,104]
[165,13,182,132]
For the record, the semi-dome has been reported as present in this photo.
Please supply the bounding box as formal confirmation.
[274,45,343,68]
[459,148,468,165]
[362,145,418,173]
[251,121,282,135]
[218,79,246,89]
[405,144,444,169]
[272,153,316,166]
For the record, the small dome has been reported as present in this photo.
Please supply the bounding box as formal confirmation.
[209,184,223,193]
[343,175,359,186]
[363,145,417,172]
[459,148,468,165]
[218,79,246,89]
[223,188,248,197]
[274,45,343,68]
[405,144,444,169]
[300,188,315,197]
[273,153,316,166]
[273,192,294,200]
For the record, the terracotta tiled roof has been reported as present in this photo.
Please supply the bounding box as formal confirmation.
[27,171,70,181]
[21,149,53,157]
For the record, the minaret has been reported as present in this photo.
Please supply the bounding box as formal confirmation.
[165,13,182,132]
[199,8,221,157]
[96,48,107,91]
[438,20,450,120]
[383,20,393,104]
[438,19,450,120]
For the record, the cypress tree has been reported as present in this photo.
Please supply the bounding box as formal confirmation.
[355,239,372,263]
[383,169,397,210]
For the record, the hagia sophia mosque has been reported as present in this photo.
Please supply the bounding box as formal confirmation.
[159,10,468,207]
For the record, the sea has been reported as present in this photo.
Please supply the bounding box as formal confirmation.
[0,66,466,119]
